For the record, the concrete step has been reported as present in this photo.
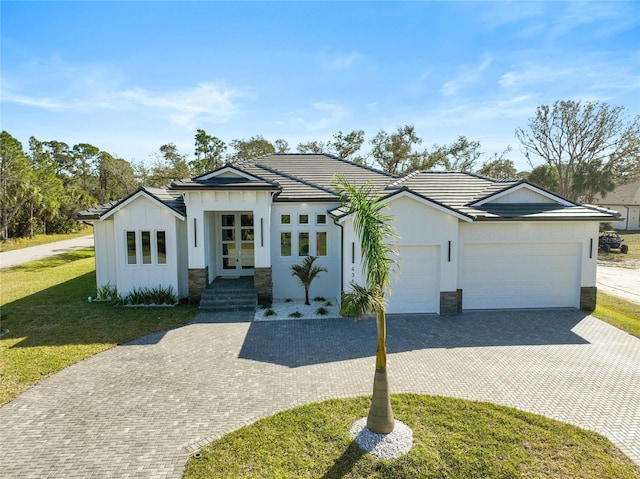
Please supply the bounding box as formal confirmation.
[199,289,258,312]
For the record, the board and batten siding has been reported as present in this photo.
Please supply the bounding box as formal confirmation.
[112,195,183,297]
[93,220,116,291]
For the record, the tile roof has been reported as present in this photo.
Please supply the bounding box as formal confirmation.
[594,181,640,206]
[77,187,185,220]
[78,155,620,222]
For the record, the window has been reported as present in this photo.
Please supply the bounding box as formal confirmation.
[141,231,152,264]
[126,231,137,264]
[126,230,168,265]
[280,214,291,225]
[298,214,309,225]
[299,232,309,256]
[316,214,327,225]
[281,232,292,256]
[316,232,327,256]
[156,231,167,264]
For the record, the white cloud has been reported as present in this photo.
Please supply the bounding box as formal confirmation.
[1,58,246,128]
[320,49,364,70]
[118,82,243,128]
[441,56,493,96]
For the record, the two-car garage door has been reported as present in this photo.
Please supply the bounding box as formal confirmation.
[462,243,581,309]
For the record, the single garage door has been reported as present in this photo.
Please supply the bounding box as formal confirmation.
[462,243,581,309]
[387,245,440,314]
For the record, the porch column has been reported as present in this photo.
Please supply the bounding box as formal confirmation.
[254,267,273,304]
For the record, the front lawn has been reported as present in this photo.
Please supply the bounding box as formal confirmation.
[183,394,640,479]
[594,291,640,339]
[0,249,197,405]
[0,226,93,252]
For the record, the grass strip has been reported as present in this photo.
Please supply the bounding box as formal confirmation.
[0,249,197,405]
[184,394,640,479]
[593,291,640,339]
[0,227,93,252]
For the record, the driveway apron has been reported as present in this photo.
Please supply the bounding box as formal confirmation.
[1,309,639,478]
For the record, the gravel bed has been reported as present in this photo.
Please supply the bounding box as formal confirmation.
[350,418,414,460]
[255,298,341,321]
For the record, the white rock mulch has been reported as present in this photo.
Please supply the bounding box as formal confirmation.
[349,418,414,460]
[254,298,341,321]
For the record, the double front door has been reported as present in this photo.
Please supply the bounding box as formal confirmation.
[220,213,254,275]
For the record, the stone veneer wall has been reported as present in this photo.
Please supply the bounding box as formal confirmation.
[580,286,597,311]
[440,290,462,316]
[188,267,208,303]
[254,267,273,304]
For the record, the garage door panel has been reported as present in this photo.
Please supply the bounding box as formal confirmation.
[388,246,440,314]
[463,243,580,309]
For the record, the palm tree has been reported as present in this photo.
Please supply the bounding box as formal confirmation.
[290,256,327,305]
[336,177,398,434]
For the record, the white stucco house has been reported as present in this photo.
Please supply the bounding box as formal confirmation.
[78,154,620,314]
[593,181,640,231]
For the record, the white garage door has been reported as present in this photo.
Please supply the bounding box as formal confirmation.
[462,243,581,309]
[387,246,439,314]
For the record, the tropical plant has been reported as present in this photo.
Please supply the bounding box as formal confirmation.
[290,256,327,305]
[336,176,398,434]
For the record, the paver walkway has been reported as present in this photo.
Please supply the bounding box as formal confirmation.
[1,309,639,478]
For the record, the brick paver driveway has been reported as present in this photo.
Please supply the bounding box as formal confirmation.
[1,310,639,478]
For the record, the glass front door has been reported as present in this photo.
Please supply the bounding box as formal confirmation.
[220,213,254,275]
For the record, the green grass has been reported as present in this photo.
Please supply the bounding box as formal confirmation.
[593,291,640,339]
[0,249,197,405]
[0,226,93,252]
[184,394,640,479]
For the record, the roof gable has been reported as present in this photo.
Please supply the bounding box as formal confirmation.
[596,181,640,206]
[94,187,186,221]
[195,164,268,182]
[472,182,574,207]
[171,164,281,191]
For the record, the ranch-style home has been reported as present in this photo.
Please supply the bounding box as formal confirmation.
[78,154,620,315]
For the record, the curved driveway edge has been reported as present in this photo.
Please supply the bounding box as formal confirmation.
[1,309,639,478]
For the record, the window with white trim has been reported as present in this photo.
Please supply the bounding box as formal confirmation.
[126,231,137,264]
[280,232,292,256]
[125,230,168,265]
[316,231,327,256]
[298,232,309,256]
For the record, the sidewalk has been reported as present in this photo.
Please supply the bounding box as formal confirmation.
[0,235,94,269]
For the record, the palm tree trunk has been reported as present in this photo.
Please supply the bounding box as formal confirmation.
[304,285,310,305]
[366,309,394,434]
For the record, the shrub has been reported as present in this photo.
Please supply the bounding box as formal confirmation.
[288,311,303,318]
[122,285,178,306]
[316,307,329,315]
[264,309,276,317]
[313,296,326,302]
[96,283,119,303]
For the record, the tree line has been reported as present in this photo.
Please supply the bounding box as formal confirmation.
[1,100,638,241]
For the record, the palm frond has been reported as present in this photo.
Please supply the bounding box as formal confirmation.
[334,176,398,290]
[340,282,385,320]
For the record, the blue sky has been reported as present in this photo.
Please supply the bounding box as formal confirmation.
[2,1,639,171]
